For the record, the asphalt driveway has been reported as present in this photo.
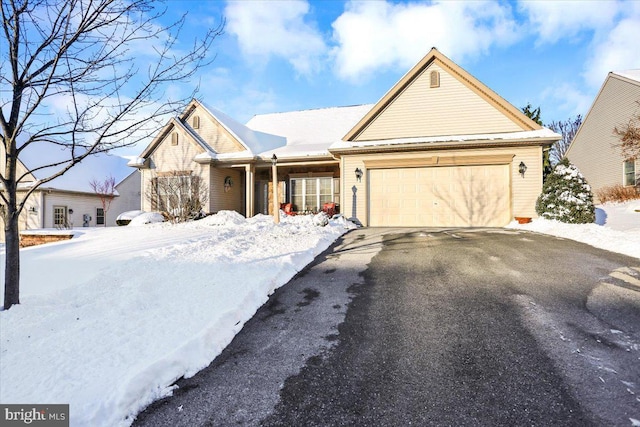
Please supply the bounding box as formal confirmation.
[134,228,640,426]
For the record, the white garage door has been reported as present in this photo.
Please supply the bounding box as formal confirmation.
[369,165,511,227]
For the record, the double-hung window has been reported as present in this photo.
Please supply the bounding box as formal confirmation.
[624,161,636,186]
[290,177,333,212]
[96,208,105,225]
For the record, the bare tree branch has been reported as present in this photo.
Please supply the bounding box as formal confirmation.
[1,0,224,309]
[614,101,640,161]
[547,115,582,165]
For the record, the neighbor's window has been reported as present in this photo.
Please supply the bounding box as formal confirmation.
[96,208,105,225]
[623,160,636,186]
[53,206,67,227]
[290,177,333,212]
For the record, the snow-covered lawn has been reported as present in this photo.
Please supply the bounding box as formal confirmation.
[0,202,638,427]
[0,212,354,426]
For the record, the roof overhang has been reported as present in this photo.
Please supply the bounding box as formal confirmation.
[330,137,557,157]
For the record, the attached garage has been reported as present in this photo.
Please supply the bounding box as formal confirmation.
[368,163,511,227]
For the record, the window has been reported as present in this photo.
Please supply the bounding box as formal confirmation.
[192,115,200,129]
[53,206,67,227]
[171,132,179,145]
[96,208,105,225]
[290,177,333,212]
[624,160,636,186]
[430,70,440,88]
[153,173,202,216]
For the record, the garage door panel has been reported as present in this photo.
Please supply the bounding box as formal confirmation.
[369,165,511,227]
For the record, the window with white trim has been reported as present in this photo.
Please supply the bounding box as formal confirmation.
[53,206,67,227]
[290,177,333,212]
[96,208,105,225]
[624,160,636,186]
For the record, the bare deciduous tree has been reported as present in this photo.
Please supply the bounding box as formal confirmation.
[547,115,583,165]
[147,173,208,223]
[614,101,640,161]
[89,175,117,227]
[1,0,223,309]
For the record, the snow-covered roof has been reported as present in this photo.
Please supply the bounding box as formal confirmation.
[246,104,374,158]
[330,128,561,150]
[198,102,286,156]
[19,142,136,194]
[612,70,640,84]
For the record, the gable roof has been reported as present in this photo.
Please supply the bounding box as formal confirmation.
[566,69,640,160]
[611,69,640,85]
[246,104,373,158]
[343,47,542,142]
[18,142,136,194]
[133,99,287,165]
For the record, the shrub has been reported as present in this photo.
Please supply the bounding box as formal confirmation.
[595,185,640,203]
[536,159,595,223]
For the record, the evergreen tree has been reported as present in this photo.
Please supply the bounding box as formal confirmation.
[521,103,552,179]
[535,159,595,224]
[522,103,542,125]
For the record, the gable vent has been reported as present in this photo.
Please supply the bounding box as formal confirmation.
[192,115,200,129]
[171,132,179,146]
[430,70,440,88]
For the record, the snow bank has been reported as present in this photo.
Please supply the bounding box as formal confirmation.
[508,200,640,259]
[0,212,353,426]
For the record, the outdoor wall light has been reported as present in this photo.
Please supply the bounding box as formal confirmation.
[68,209,74,215]
[355,168,363,182]
[518,161,527,178]
[271,153,278,166]
[223,176,233,192]
[28,206,37,213]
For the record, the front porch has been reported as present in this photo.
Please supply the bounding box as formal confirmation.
[227,159,341,217]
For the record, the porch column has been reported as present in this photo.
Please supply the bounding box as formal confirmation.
[244,164,254,217]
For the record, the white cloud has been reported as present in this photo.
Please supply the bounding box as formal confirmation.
[330,0,520,81]
[224,0,327,75]
[583,11,640,87]
[519,0,619,44]
[541,83,594,120]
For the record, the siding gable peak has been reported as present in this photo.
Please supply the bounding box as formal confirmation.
[344,48,542,142]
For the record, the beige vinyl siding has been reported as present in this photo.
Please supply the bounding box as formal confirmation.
[209,167,244,213]
[342,145,542,226]
[142,129,211,212]
[186,107,245,154]
[567,75,640,195]
[355,63,523,141]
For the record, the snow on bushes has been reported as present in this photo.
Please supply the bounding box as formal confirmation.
[128,212,166,226]
[536,159,595,224]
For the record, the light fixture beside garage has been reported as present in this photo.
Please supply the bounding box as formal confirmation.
[355,168,363,182]
[518,161,527,178]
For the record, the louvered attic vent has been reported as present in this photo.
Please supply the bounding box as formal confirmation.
[430,70,440,88]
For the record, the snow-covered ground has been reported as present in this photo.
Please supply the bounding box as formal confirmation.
[507,200,640,259]
[0,212,354,426]
[0,202,638,427]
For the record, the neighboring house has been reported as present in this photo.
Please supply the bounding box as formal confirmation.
[131,48,560,227]
[566,70,640,199]
[0,147,141,242]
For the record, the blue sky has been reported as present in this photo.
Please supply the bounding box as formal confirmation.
[155,0,639,132]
